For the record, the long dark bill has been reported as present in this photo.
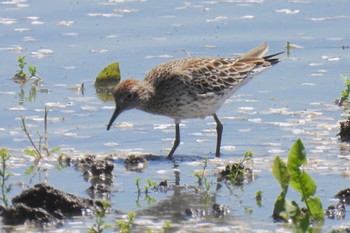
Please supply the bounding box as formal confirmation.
[106,106,121,130]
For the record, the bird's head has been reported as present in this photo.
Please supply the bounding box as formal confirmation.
[107,79,141,130]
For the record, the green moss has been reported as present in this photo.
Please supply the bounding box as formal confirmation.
[95,62,121,86]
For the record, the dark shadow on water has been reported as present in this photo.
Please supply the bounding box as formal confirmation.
[112,153,217,164]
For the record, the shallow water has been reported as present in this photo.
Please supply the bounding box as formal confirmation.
[1,0,350,232]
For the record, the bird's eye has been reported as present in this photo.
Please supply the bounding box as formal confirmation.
[126,93,134,100]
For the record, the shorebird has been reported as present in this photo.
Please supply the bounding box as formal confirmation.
[107,43,282,158]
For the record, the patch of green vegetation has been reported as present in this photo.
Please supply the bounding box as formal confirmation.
[95,62,121,86]
[336,73,350,106]
[116,211,135,233]
[14,55,40,81]
[94,62,121,102]
[220,151,253,185]
[0,149,12,208]
[144,179,157,205]
[28,65,38,77]
[194,157,211,194]
[16,55,27,79]
[256,190,263,207]
[272,139,324,231]
[135,178,157,206]
[88,200,111,233]
[193,157,214,206]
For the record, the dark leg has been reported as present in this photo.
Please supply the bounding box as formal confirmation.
[213,114,223,157]
[167,123,180,159]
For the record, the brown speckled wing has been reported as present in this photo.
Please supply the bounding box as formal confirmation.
[144,43,281,95]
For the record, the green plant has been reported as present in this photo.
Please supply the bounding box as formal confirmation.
[135,178,157,206]
[16,55,27,79]
[227,151,252,182]
[14,55,40,80]
[272,139,324,231]
[116,212,135,233]
[219,151,253,186]
[0,149,12,208]
[144,179,157,195]
[194,157,212,193]
[256,190,263,207]
[136,178,141,193]
[144,179,157,205]
[193,157,213,206]
[285,41,292,56]
[28,65,37,77]
[88,200,111,233]
[21,107,61,163]
[338,73,350,105]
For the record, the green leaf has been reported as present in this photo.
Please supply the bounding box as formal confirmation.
[307,196,324,221]
[273,191,287,220]
[285,199,301,221]
[147,179,157,187]
[272,156,290,190]
[342,75,350,86]
[25,165,35,175]
[290,170,316,200]
[50,146,61,154]
[294,213,311,233]
[24,149,38,157]
[28,66,37,76]
[341,90,349,98]
[287,139,306,174]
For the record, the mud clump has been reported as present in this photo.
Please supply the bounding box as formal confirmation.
[218,163,253,186]
[0,203,61,225]
[338,120,350,142]
[72,155,114,198]
[73,155,114,177]
[335,187,350,204]
[185,203,229,218]
[124,154,148,172]
[326,202,345,219]
[0,183,100,225]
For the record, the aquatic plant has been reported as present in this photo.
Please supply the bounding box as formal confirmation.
[21,106,61,163]
[194,157,212,194]
[116,211,135,233]
[135,177,141,194]
[88,200,111,233]
[28,65,38,77]
[135,178,157,206]
[144,179,157,195]
[14,55,40,81]
[220,151,253,184]
[144,179,157,205]
[256,190,263,207]
[272,139,324,231]
[16,55,27,79]
[337,73,350,106]
[285,41,292,56]
[0,148,12,208]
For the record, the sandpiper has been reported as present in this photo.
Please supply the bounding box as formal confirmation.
[107,43,282,158]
